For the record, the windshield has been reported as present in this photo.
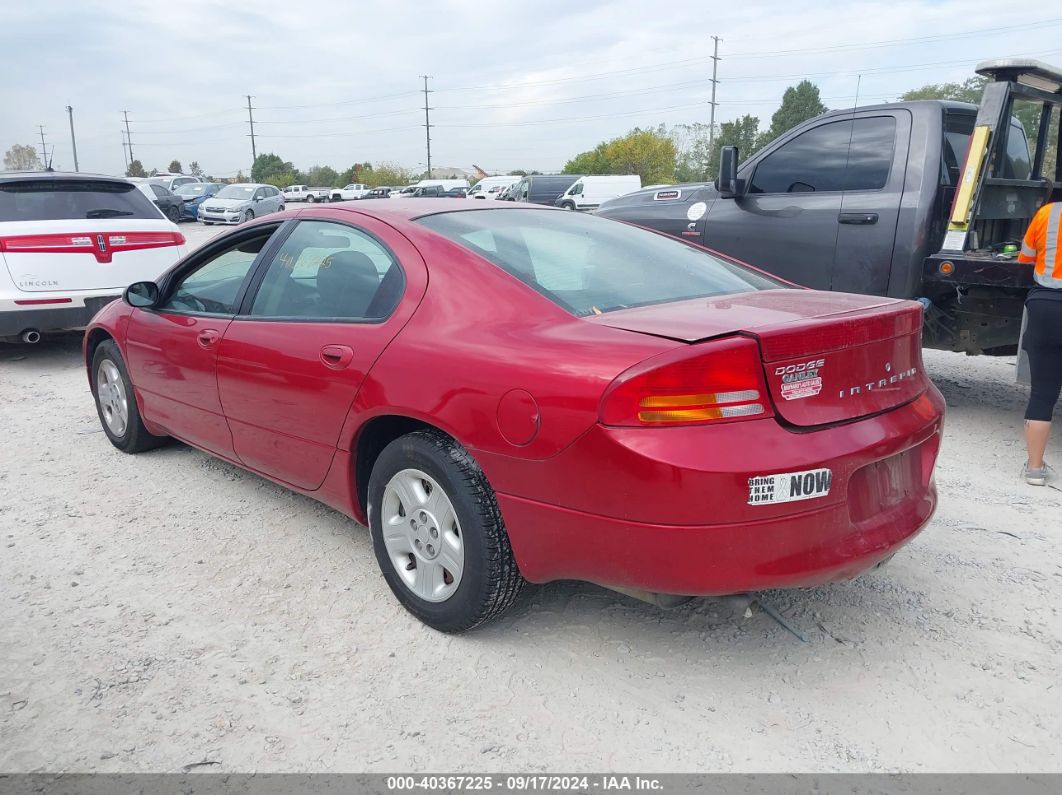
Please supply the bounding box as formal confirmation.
[216,186,255,200]
[417,209,784,316]
[175,183,216,197]
[0,179,160,221]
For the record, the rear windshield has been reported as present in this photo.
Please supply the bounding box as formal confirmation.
[417,209,784,316]
[175,183,217,197]
[217,185,255,200]
[0,179,161,221]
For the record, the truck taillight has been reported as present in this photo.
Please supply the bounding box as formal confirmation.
[599,336,773,427]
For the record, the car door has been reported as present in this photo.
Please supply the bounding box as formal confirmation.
[266,186,282,213]
[216,215,428,489]
[124,223,283,457]
[703,119,854,289]
[830,112,910,295]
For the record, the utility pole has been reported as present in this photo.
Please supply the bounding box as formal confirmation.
[708,35,722,155]
[37,125,50,169]
[121,130,129,171]
[420,75,433,178]
[66,106,79,172]
[246,95,257,164]
[122,110,134,164]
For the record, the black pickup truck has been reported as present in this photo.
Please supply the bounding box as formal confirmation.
[598,59,1062,355]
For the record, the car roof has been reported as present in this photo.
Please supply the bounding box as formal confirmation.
[294,199,561,223]
[0,171,133,184]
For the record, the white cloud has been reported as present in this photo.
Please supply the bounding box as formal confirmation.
[3,0,1060,176]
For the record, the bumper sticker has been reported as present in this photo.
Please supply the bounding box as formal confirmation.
[748,468,833,505]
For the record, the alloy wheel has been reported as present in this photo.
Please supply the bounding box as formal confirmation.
[96,360,128,437]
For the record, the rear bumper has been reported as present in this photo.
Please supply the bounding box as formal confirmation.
[0,294,119,336]
[484,388,945,595]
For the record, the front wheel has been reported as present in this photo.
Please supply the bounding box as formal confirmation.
[561,201,576,211]
[91,340,169,453]
[242,209,254,223]
[368,430,523,632]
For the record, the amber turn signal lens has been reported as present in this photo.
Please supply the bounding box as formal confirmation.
[938,261,955,275]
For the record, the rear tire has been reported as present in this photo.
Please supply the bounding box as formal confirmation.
[91,340,169,454]
[167,205,182,223]
[368,430,523,632]
[306,194,316,203]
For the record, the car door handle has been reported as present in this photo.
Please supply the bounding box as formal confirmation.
[197,329,220,349]
[838,212,879,225]
[320,344,355,370]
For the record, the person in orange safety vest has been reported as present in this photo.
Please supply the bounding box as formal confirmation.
[1016,197,1062,485]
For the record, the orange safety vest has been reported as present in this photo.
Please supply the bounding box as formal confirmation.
[1018,202,1062,288]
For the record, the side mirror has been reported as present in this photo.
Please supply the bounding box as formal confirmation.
[717,145,741,198]
[124,281,159,308]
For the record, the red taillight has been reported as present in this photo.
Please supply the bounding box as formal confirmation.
[600,336,774,427]
[0,231,183,263]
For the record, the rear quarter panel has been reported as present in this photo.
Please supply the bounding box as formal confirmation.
[341,225,677,462]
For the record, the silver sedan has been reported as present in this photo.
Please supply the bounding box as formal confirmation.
[198,183,285,225]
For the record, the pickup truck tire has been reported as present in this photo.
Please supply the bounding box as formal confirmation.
[306,194,316,203]
[368,429,524,632]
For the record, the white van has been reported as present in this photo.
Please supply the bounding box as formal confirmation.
[555,175,642,211]
[468,175,521,200]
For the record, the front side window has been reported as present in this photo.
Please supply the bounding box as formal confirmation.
[161,230,275,314]
[749,118,895,194]
[249,221,404,320]
[417,209,783,317]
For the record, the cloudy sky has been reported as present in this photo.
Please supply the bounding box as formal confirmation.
[4,0,1062,178]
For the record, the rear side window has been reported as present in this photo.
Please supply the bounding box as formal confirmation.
[749,117,895,194]
[0,180,161,221]
[417,209,784,317]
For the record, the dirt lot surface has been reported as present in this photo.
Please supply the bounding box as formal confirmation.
[1,222,1060,772]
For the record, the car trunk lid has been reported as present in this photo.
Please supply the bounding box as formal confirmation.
[587,289,928,426]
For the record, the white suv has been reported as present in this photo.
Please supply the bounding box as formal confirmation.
[0,173,187,342]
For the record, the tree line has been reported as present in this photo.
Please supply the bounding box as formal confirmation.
[6,75,1055,186]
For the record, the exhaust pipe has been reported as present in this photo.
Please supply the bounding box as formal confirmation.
[20,329,41,344]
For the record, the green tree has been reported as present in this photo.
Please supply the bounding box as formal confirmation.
[706,114,762,179]
[564,142,611,175]
[563,128,677,184]
[339,162,374,185]
[3,143,40,171]
[168,159,183,174]
[126,159,146,178]
[900,76,986,103]
[759,80,828,147]
[668,123,713,182]
[251,153,298,187]
[365,162,414,187]
[189,160,203,177]
[305,164,340,187]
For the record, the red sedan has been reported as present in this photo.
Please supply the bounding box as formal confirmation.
[85,202,944,632]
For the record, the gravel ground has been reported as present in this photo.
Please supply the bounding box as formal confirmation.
[1,223,1060,772]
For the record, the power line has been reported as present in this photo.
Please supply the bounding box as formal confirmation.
[246,94,257,164]
[708,35,721,156]
[65,106,79,172]
[37,125,50,169]
[421,75,433,177]
[122,111,134,163]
